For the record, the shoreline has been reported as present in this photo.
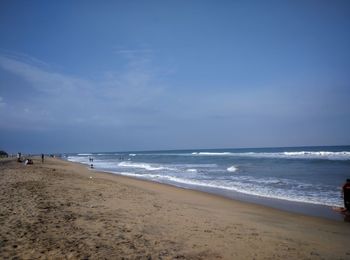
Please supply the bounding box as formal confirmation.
[62,158,350,224]
[1,157,350,259]
[69,159,345,222]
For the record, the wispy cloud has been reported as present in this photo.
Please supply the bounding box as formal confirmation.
[0,96,6,107]
[0,55,90,95]
[1,51,345,143]
[0,52,168,130]
[115,49,153,55]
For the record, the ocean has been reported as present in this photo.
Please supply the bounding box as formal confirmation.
[65,146,350,219]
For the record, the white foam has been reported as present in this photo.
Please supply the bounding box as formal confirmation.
[93,150,350,161]
[191,151,350,160]
[67,156,89,163]
[281,151,350,160]
[118,161,165,171]
[77,153,92,156]
[175,163,217,168]
[186,169,197,173]
[93,161,118,169]
[105,170,342,207]
[227,165,238,172]
[192,152,233,156]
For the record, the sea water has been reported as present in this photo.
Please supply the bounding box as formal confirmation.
[65,146,350,218]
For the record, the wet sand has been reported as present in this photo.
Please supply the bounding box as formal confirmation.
[1,157,350,259]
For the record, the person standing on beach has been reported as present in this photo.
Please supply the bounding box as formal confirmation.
[342,179,350,211]
[41,154,44,163]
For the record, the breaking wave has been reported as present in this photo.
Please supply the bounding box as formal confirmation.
[118,161,168,171]
[108,171,341,207]
[191,151,350,160]
[227,165,238,172]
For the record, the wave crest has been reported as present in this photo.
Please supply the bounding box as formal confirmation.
[118,161,165,171]
[227,165,238,172]
[191,151,350,160]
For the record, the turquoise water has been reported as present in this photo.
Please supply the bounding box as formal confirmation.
[66,146,350,209]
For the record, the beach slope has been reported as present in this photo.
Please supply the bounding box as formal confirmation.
[1,158,349,259]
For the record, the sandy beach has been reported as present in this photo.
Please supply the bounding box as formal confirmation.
[1,157,349,259]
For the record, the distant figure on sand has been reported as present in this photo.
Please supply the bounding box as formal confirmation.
[41,154,44,163]
[342,179,350,211]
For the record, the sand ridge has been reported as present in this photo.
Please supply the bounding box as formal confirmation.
[0,158,350,259]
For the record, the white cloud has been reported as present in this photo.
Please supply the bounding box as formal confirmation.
[0,53,168,130]
[0,55,90,95]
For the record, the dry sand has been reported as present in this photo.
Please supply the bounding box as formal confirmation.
[1,157,350,259]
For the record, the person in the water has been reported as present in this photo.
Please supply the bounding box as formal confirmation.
[342,179,350,211]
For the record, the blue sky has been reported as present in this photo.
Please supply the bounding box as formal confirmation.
[0,0,350,153]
